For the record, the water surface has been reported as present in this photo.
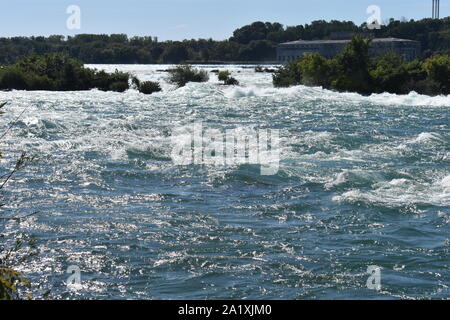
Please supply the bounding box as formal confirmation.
[0,65,449,299]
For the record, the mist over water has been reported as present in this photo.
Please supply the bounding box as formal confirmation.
[0,65,449,299]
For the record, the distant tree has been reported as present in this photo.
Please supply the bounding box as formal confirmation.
[109,34,128,43]
[238,40,276,61]
[160,43,190,64]
[209,41,241,61]
[0,18,450,64]
[230,21,274,44]
[150,46,164,62]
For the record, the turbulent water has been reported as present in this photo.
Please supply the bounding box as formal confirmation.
[0,65,449,300]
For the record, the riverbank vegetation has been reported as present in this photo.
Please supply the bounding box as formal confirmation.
[0,53,131,92]
[273,36,450,95]
[0,17,449,64]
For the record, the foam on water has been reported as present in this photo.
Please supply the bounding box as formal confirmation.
[0,64,449,299]
[441,175,450,188]
[411,132,445,144]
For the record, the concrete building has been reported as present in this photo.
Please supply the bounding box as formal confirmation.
[277,37,421,64]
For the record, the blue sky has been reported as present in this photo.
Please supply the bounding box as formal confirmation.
[0,0,447,40]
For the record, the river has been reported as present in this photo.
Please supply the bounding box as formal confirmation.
[0,64,449,299]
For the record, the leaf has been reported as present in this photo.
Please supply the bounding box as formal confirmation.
[0,102,7,109]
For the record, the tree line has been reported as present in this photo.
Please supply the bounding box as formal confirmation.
[0,17,449,64]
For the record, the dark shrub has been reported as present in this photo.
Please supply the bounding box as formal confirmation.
[27,75,55,91]
[272,61,302,88]
[131,76,141,89]
[255,65,264,73]
[217,70,239,85]
[93,70,113,91]
[400,78,442,95]
[139,81,162,94]
[0,67,29,90]
[109,81,129,92]
[92,69,130,92]
[225,77,239,85]
[167,65,209,87]
[218,71,231,82]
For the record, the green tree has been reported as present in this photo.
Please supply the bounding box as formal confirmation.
[423,54,450,94]
[272,61,302,88]
[298,53,332,87]
[230,22,282,44]
[369,53,411,93]
[330,36,372,94]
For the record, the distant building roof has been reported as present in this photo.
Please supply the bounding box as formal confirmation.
[279,38,419,46]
